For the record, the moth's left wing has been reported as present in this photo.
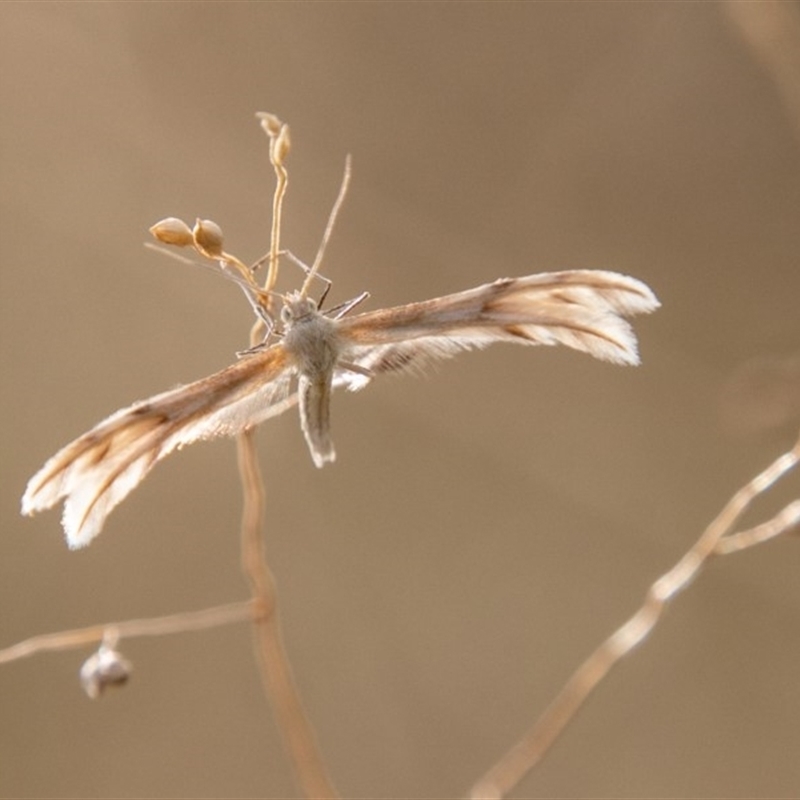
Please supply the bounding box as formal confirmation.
[335,270,659,390]
[22,346,296,548]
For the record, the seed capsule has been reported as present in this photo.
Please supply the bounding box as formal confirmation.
[149,217,194,247]
[80,643,133,699]
[192,218,224,258]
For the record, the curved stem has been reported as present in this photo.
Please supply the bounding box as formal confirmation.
[237,427,338,799]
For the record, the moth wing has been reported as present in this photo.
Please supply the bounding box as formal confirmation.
[22,347,295,548]
[334,270,659,390]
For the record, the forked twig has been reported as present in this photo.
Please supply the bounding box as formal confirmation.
[715,499,800,554]
[470,430,800,800]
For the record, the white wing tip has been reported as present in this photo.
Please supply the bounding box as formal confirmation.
[20,473,55,517]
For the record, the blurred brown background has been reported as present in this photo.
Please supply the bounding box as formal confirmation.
[1,3,799,798]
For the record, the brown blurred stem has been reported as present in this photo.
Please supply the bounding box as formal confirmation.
[470,430,800,800]
[236,426,338,800]
[0,601,255,665]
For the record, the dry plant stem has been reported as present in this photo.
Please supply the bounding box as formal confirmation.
[470,432,800,800]
[724,1,800,147]
[715,499,800,554]
[237,426,338,800]
[302,155,352,297]
[0,601,255,665]
[265,154,287,294]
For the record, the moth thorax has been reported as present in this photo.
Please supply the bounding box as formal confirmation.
[282,310,341,377]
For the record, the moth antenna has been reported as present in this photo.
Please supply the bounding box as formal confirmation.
[144,242,283,328]
[300,154,352,299]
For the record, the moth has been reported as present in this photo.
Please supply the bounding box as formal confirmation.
[22,262,658,549]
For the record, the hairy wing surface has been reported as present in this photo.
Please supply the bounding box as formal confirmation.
[335,270,659,390]
[22,347,295,548]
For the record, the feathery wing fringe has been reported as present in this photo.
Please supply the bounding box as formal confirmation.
[22,349,293,548]
[336,270,660,389]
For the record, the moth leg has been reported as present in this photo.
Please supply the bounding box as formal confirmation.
[146,241,276,329]
[250,298,275,328]
[236,338,270,358]
[326,291,370,320]
[337,360,373,379]
[248,251,272,274]
[235,315,280,358]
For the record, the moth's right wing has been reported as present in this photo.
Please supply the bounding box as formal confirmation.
[21,346,296,549]
[335,270,659,389]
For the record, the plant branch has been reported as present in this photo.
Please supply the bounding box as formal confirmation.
[236,428,338,799]
[469,430,800,800]
[0,601,255,665]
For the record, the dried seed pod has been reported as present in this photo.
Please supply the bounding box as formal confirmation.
[272,124,291,166]
[80,643,133,699]
[256,111,283,137]
[149,217,194,247]
[256,112,291,165]
[192,218,224,258]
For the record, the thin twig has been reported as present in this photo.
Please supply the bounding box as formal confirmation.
[470,431,800,800]
[0,601,255,665]
[236,428,338,799]
[301,155,352,299]
[715,499,800,555]
[256,112,290,293]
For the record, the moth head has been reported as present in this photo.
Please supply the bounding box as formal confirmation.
[280,292,318,325]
